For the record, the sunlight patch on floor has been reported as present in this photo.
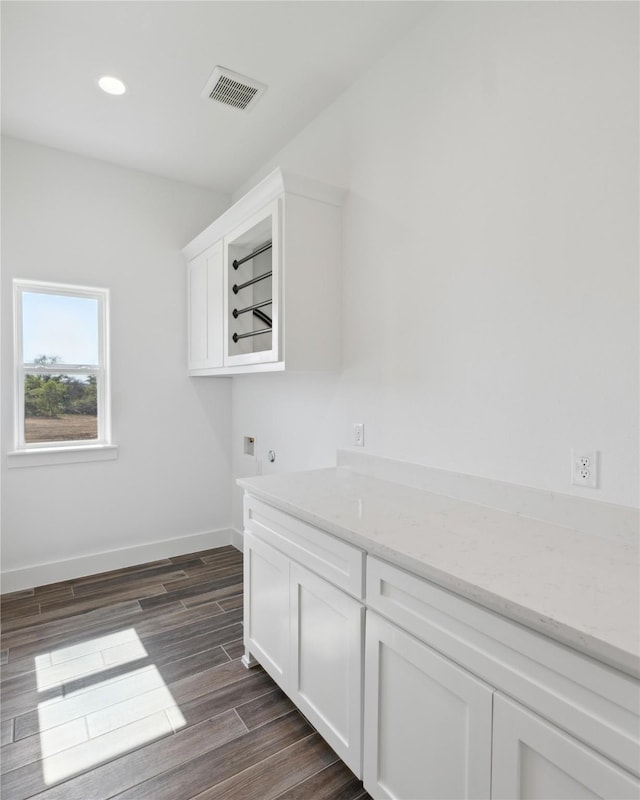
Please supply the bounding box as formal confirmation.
[35,629,186,785]
[35,628,147,691]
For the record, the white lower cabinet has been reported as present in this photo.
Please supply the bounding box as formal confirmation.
[243,497,640,800]
[290,562,364,773]
[492,694,640,800]
[243,520,364,776]
[363,611,493,800]
[243,531,290,690]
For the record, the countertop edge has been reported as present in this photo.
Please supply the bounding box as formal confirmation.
[238,478,640,679]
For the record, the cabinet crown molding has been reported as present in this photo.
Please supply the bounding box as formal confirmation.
[182,167,345,261]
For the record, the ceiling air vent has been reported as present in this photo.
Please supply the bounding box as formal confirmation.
[201,66,267,112]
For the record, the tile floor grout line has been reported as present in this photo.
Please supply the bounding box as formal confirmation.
[270,753,343,800]
[231,706,250,734]
[187,731,325,800]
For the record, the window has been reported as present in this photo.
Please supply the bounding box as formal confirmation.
[10,280,116,466]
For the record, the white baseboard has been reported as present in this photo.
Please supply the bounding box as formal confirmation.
[1,528,237,594]
[230,528,244,551]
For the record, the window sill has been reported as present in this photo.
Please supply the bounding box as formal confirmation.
[6,444,119,468]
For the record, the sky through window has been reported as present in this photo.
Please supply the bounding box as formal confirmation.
[22,292,99,365]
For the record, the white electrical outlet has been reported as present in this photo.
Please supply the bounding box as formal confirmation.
[571,450,598,488]
[353,423,365,447]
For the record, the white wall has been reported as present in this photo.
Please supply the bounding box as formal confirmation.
[232,1,639,527]
[1,137,233,586]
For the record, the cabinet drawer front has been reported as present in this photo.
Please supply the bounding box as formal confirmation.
[245,496,364,598]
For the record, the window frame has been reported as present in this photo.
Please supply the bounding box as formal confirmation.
[11,279,115,464]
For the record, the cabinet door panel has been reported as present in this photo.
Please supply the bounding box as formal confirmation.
[205,241,224,367]
[290,562,363,777]
[364,612,493,800]
[243,532,290,691]
[492,694,639,800]
[188,242,223,371]
[188,252,208,367]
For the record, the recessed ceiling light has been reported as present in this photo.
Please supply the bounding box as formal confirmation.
[98,76,127,96]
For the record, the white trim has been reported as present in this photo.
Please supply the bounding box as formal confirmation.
[0,527,237,594]
[189,361,285,377]
[12,278,109,297]
[230,527,244,550]
[6,444,119,468]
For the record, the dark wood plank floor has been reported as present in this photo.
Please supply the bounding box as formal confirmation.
[1,545,371,800]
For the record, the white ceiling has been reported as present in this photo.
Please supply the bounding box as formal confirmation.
[1,1,428,193]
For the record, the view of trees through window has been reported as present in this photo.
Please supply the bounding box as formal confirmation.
[19,287,104,446]
[24,356,98,443]
[24,356,98,444]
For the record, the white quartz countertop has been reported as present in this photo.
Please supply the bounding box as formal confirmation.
[238,467,640,678]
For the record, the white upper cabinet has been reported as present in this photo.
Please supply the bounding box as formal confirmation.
[183,168,343,376]
[187,241,224,371]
